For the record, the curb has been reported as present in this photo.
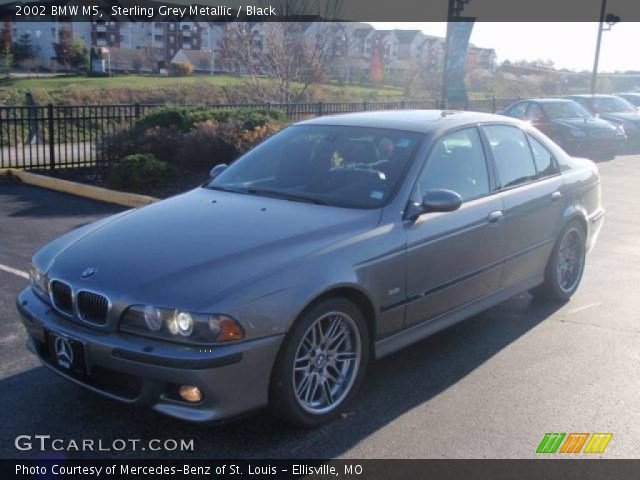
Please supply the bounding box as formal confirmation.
[0,168,158,208]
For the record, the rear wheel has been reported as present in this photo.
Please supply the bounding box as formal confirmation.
[268,298,369,428]
[532,221,586,302]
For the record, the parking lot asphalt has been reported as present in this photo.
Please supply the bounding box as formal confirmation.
[1,156,639,460]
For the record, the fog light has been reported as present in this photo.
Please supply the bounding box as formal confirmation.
[179,385,202,403]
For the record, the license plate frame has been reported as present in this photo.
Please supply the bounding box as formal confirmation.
[45,329,87,374]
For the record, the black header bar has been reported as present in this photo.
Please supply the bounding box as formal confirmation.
[2,0,640,22]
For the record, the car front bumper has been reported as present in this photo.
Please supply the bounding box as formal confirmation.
[16,287,284,423]
[563,136,625,156]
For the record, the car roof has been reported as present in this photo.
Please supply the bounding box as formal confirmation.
[565,94,616,98]
[526,98,575,103]
[295,110,520,134]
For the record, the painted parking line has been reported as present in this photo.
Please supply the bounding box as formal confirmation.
[0,263,28,279]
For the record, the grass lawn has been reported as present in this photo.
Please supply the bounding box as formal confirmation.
[0,74,245,89]
[0,74,406,101]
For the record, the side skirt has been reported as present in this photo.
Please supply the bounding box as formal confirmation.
[373,272,544,360]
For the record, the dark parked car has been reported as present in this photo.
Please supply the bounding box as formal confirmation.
[565,94,640,146]
[500,98,625,158]
[17,111,604,428]
[617,92,640,107]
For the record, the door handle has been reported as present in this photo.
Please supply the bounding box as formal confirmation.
[487,210,503,223]
[551,191,562,202]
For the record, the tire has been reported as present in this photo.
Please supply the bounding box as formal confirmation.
[268,297,370,428]
[531,221,587,302]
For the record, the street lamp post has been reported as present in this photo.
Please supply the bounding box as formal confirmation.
[590,0,619,94]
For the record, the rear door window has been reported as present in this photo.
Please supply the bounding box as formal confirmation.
[527,134,558,178]
[483,125,537,189]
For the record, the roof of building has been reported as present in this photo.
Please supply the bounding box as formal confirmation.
[171,49,214,67]
[393,30,423,43]
[352,26,374,38]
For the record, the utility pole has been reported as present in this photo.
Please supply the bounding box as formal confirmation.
[590,0,607,95]
[590,0,619,94]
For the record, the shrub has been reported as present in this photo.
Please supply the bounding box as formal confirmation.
[107,154,175,193]
[137,106,287,133]
[101,106,287,177]
[167,62,193,77]
[179,119,283,170]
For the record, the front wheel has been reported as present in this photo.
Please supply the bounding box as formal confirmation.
[268,298,369,428]
[532,221,587,302]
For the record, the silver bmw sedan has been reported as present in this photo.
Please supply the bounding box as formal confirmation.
[17,110,604,428]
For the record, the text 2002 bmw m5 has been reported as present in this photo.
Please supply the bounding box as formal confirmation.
[17,111,604,428]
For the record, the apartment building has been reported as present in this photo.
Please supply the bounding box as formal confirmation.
[7,20,496,77]
[10,20,219,70]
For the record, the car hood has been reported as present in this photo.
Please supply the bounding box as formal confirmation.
[598,111,640,124]
[552,117,618,131]
[44,188,382,311]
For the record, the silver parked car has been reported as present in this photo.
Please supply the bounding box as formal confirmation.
[17,111,604,428]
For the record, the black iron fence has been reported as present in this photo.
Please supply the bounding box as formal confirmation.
[0,97,518,170]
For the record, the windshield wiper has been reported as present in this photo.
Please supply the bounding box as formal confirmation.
[244,188,329,205]
[205,185,246,194]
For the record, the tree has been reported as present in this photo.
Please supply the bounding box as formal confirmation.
[218,0,344,103]
[0,22,11,53]
[131,51,146,74]
[13,33,37,62]
[54,27,87,74]
[0,43,14,78]
[19,57,42,77]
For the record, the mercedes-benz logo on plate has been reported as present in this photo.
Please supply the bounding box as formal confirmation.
[54,336,73,368]
[81,267,97,279]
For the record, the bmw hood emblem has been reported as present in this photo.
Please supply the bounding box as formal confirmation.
[81,267,97,279]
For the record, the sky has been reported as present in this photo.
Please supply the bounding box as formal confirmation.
[370,22,640,73]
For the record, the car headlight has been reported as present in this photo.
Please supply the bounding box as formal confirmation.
[29,264,49,300]
[570,128,587,138]
[120,305,245,344]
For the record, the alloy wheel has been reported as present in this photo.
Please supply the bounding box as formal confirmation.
[292,311,361,415]
[556,228,585,293]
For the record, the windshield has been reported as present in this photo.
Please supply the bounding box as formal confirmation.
[541,102,593,119]
[621,95,640,107]
[589,96,636,113]
[207,125,425,209]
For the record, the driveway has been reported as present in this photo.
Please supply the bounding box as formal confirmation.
[0,156,639,459]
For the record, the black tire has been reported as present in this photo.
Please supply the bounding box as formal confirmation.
[268,297,370,428]
[531,221,587,302]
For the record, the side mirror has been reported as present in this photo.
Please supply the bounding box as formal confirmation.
[408,189,462,220]
[422,189,463,213]
[209,163,228,179]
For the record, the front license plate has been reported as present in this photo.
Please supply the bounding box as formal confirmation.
[45,330,86,373]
